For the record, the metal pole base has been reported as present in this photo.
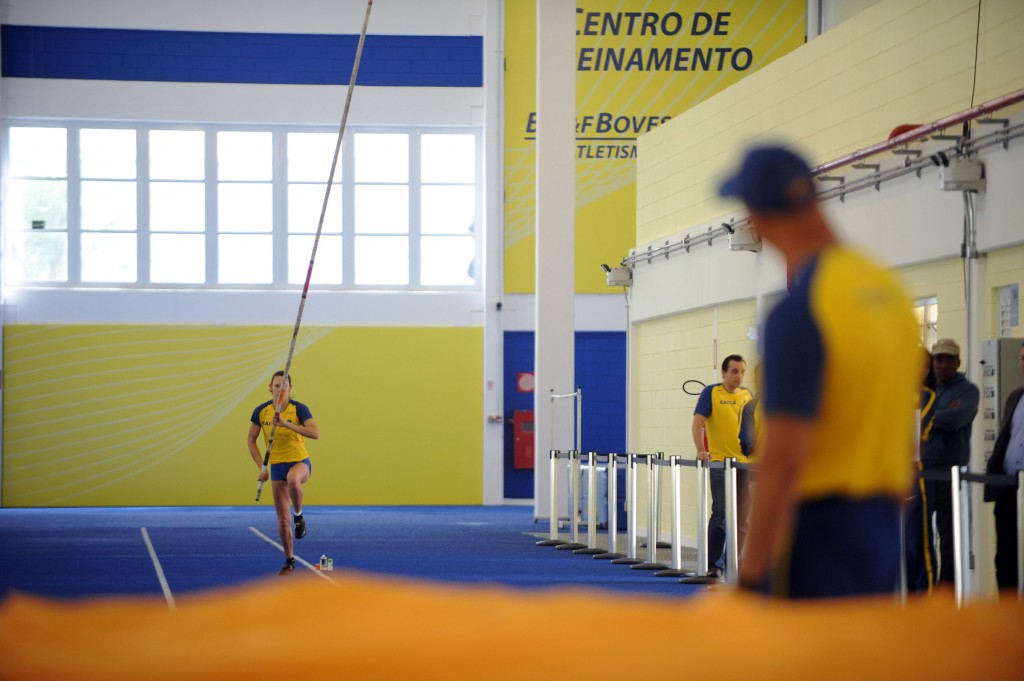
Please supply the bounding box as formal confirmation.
[679,574,722,584]
[536,539,567,547]
[630,561,669,570]
[592,552,625,560]
[640,541,673,549]
[573,547,606,555]
[654,568,695,578]
[555,542,588,551]
[610,556,643,565]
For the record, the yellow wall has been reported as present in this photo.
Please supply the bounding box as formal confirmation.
[2,325,482,507]
[637,0,1024,245]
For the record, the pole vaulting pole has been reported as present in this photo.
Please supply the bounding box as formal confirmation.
[256,0,374,501]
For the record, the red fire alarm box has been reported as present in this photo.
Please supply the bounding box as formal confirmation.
[512,410,535,469]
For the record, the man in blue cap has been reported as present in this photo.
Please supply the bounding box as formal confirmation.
[723,145,920,599]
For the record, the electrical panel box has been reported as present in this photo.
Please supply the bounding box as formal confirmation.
[939,159,985,192]
[980,338,1024,467]
[512,410,535,469]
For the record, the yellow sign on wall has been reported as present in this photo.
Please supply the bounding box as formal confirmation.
[504,0,805,293]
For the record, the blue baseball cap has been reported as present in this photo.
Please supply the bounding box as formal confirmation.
[719,145,816,213]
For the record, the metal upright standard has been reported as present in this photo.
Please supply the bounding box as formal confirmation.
[951,465,968,608]
[556,450,587,551]
[723,458,739,586]
[1018,470,1024,599]
[574,451,607,555]
[612,453,644,565]
[655,456,695,578]
[631,453,669,570]
[593,453,625,560]
[681,459,719,584]
[536,450,567,547]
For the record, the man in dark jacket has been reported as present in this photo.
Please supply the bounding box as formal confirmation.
[921,338,979,585]
[984,340,1024,591]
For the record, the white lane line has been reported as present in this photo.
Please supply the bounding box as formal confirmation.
[140,527,177,611]
[248,527,338,585]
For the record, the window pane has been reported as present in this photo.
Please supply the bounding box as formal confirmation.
[288,184,342,234]
[355,236,408,285]
[219,234,272,283]
[354,133,408,182]
[81,129,136,179]
[151,182,205,232]
[81,181,137,231]
[421,185,475,234]
[218,183,272,233]
[421,236,475,286]
[81,233,137,282]
[289,235,342,284]
[421,134,475,183]
[151,234,205,283]
[288,132,342,182]
[218,131,272,181]
[9,127,67,177]
[8,179,67,230]
[150,130,205,180]
[354,185,408,234]
[6,232,67,282]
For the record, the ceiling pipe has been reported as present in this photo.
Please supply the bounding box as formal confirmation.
[813,88,1024,176]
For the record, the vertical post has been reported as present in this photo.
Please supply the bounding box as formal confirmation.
[1017,470,1023,599]
[951,465,965,609]
[594,454,623,560]
[724,458,739,585]
[574,451,605,555]
[536,450,566,546]
[899,505,908,605]
[655,456,692,577]
[697,459,708,576]
[632,454,668,570]
[612,454,643,564]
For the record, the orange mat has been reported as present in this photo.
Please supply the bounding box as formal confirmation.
[1,571,1022,680]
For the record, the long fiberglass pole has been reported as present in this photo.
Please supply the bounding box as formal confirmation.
[255,0,374,501]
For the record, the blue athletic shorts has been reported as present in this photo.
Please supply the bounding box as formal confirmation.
[778,495,901,599]
[270,458,311,482]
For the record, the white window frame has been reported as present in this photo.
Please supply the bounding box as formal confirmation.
[2,120,482,292]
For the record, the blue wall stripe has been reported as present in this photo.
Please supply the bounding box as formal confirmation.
[503,331,627,500]
[1,25,482,87]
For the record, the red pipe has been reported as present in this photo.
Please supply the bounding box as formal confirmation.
[812,88,1024,176]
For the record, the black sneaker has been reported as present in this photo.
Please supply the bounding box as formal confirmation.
[278,557,296,576]
[294,513,306,540]
[706,567,723,580]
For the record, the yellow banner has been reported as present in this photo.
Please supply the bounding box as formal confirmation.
[504,0,805,293]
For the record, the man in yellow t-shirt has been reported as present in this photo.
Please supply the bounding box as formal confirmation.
[692,355,752,578]
[722,145,919,599]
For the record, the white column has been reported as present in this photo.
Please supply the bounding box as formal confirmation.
[481,0,505,505]
[533,0,575,521]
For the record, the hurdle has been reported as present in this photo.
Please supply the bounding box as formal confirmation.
[611,453,644,565]
[631,452,669,571]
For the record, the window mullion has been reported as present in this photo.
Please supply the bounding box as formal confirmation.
[408,130,421,288]
[66,125,82,284]
[137,128,151,285]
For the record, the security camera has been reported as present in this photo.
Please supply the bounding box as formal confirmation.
[600,263,612,273]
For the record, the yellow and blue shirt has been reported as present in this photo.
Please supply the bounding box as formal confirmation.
[763,245,919,499]
[694,383,753,462]
[250,399,313,464]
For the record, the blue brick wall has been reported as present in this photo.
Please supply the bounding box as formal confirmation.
[503,331,626,499]
[0,25,482,87]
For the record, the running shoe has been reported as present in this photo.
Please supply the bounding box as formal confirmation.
[294,513,306,540]
[278,557,296,576]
